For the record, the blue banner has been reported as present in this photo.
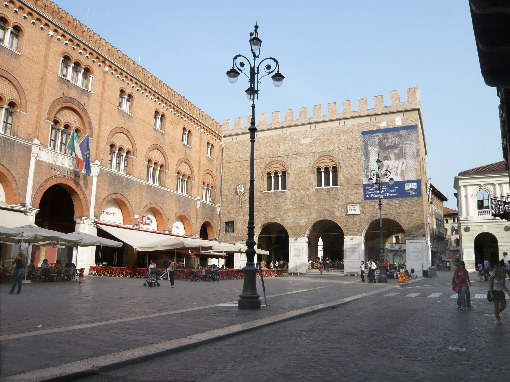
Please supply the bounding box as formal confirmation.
[363,179,422,200]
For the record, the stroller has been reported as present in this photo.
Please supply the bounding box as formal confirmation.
[144,268,160,287]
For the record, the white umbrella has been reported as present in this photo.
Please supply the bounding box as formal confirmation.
[64,232,123,247]
[0,225,81,246]
[0,225,22,243]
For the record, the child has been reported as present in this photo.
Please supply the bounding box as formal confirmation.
[78,268,84,285]
[319,263,323,275]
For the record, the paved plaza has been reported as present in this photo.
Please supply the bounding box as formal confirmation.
[0,271,508,381]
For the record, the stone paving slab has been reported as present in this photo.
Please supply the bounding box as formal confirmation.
[75,271,508,382]
[0,273,419,380]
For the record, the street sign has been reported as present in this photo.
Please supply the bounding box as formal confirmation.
[397,272,408,283]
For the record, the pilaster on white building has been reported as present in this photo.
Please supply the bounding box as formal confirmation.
[454,161,510,271]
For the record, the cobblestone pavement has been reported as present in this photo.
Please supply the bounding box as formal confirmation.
[2,272,507,381]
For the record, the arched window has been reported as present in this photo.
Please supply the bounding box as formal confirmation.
[108,144,116,169]
[123,151,130,174]
[0,102,14,135]
[266,171,287,191]
[0,18,7,45]
[118,91,132,113]
[202,184,213,203]
[206,142,213,158]
[154,164,161,186]
[60,56,72,79]
[115,148,123,172]
[153,111,161,130]
[71,62,81,85]
[81,68,91,90]
[177,174,189,195]
[60,125,71,154]
[7,25,20,51]
[182,128,189,145]
[477,189,490,210]
[316,166,338,188]
[147,161,154,183]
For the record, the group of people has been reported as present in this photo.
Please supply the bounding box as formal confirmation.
[360,260,378,282]
[453,259,510,324]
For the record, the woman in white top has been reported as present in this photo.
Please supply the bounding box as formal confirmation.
[489,264,510,324]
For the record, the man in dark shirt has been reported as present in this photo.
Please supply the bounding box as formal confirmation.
[9,250,26,294]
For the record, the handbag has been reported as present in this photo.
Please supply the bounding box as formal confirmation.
[487,291,493,302]
[452,284,461,293]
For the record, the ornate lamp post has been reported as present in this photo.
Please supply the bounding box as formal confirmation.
[368,153,394,283]
[226,23,284,310]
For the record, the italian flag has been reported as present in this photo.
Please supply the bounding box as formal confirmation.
[67,129,84,172]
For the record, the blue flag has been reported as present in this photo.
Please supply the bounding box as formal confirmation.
[79,135,92,176]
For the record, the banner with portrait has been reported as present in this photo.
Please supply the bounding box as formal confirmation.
[362,125,422,200]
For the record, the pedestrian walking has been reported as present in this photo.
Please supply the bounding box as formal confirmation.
[483,257,490,281]
[360,261,365,282]
[319,262,323,275]
[370,260,377,282]
[454,261,471,311]
[78,268,84,285]
[477,262,483,282]
[489,264,510,324]
[168,260,175,287]
[9,250,26,294]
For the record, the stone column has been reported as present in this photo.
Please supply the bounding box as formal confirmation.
[74,217,98,274]
[343,236,363,274]
[288,237,308,273]
[25,139,41,207]
[89,160,101,219]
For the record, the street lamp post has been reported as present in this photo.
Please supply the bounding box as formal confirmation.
[368,153,394,283]
[226,23,284,310]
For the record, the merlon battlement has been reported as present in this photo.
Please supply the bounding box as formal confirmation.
[222,86,420,136]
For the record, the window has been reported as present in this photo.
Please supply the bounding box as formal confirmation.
[445,218,449,224]
[123,151,130,174]
[182,128,189,145]
[225,221,234,233]
[266,171,287,191]
[394,234,401,244]
[115,148,123,172]
[316,166,338,187]
[48,122,79,154]
[177,174,189,195]
[108,145,116,169]
[206,142,213,157]
[59,125,71,154]
[60,56,71,79]
[454,238,460,246]
[0,103,14,135]
[58,56,93,91]
[118,91,132,113]
[0,18,6,45]
[153,112,164,130]
[147,161,154,183]
[7,26,19,51]
[71,63,81,84]
[202,184,213,203]
[477,189,490,210]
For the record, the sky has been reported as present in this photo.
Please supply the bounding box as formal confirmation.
[53,0,503,209]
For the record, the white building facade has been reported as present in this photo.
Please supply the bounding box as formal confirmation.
[454,161,510,271]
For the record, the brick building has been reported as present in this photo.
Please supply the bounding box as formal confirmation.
[221,86,434,275]
[0,0,221,270]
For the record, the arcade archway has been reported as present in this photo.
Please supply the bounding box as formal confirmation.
[308,220,344,263]
[474,232,499,267]
[364,218,406,264]
[199,221,214,240]
[258,223,289,264]
[34,185,76,265]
